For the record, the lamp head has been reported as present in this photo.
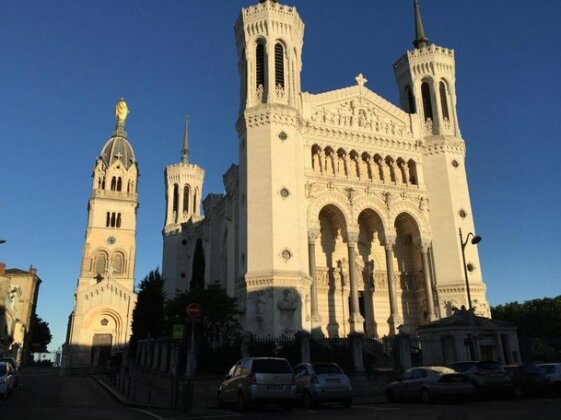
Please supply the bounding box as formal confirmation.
[471,235,482,245]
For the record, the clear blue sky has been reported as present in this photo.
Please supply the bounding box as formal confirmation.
[1,0,560,351]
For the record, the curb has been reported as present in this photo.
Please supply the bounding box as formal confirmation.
[92,375,166,410]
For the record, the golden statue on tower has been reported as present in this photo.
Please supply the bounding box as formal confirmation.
[115,98,129,123]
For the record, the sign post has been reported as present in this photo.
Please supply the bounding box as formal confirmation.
[182,303,202,411]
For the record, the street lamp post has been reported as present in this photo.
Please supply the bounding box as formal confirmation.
[459,228,482,361]
[459,228,481,310]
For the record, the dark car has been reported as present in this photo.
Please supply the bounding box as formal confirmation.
[293,362,353,408]
[385,366,474,403]
[0,357,19,389]
[503,364,549,398]
[447,361,512,398]
[218,357,295,411]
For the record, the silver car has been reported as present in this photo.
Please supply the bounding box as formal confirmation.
[294,362,353,408]
[218,357,295,410]
[386,366,474,403]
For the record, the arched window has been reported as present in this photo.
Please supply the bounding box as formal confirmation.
[116,213,121,228]
[94,252,108,275]
[110,213,116,227]
[405,86,416,113]
[172,184,179,217]
[274,43,284,88]
[116,177,122,192]
[110,177,117,191]
[112,252,124,275]
[106,212,110,227]
[408,160,418,185]
[421,82,433,121]
[256,43,265,90]
[183,185,190,213]
[439,81,450,121]
[101,176,105,189]
[193,190,198,214]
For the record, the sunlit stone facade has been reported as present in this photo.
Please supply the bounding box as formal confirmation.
[64,100,138,370]
[162,0,490,339]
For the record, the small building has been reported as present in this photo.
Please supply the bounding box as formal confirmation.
[0,262,42,365]
[418,307,520,366]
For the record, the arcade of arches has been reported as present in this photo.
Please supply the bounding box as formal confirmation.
[307,204,435,338]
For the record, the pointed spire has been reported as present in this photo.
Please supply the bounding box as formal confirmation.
[180,113,190,164]
[413,0,429,49]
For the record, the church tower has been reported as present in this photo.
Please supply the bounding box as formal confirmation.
[63,98,138,370]
[162,116,205,298]
[235,0,310,335]
[394,1,488,315]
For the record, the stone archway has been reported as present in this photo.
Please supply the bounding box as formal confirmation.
[316,204,348,338]
[394,212,424,330]
[357,208,386,338]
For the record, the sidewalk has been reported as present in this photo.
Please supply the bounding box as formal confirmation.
[94,371,391,415]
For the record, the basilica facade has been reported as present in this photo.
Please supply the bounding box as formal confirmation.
[162,0,490,339]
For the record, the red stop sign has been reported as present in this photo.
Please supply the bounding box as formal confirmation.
[186,302,202,319]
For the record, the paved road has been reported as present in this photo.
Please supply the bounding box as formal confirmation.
[0,369,154,420]
[4,369,561,420]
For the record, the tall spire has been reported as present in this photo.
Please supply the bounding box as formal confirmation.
[413,0,429,49]
[180,114,190,164]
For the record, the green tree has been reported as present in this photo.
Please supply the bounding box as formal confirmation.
[492,296,561,339]
[130,269,166,354]
[166,283,240,346]
[30,313,52,352]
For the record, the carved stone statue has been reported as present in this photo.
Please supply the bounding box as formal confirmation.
[277,289,298,311]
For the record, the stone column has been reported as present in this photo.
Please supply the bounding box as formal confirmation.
[347,234,364,333]
[308,230,322,334]
[432,80,444,133]
[348,332,365,372]
[296,330,311,364]
[420,243,435,321]
[384,237,402,335]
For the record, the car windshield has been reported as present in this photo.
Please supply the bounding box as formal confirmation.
[313,363,343,375]
[476,361,502,371]
[448,362,474,372]
[540,365,554,374]
[253,359,292,374]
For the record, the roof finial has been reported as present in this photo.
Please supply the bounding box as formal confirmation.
[413,0,429,49]
[180,113,190,164]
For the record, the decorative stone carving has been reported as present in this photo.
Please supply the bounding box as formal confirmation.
[277,289,298,311]
[309,97,409,137]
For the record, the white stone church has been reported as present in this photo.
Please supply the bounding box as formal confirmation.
[162,0,491,339]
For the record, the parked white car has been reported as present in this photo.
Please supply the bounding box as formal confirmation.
[0,362,15,399]
[293,362,353,408]
[538,363,561,396]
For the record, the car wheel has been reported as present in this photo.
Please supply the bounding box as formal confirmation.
[303,390,315,409]
[217,391,225,409]
[342,398,352,408]
[281,401,293,410]
[420,388,432,404]
[554,382,561,398]
[237,391,247,412]
[386,389,397,403]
